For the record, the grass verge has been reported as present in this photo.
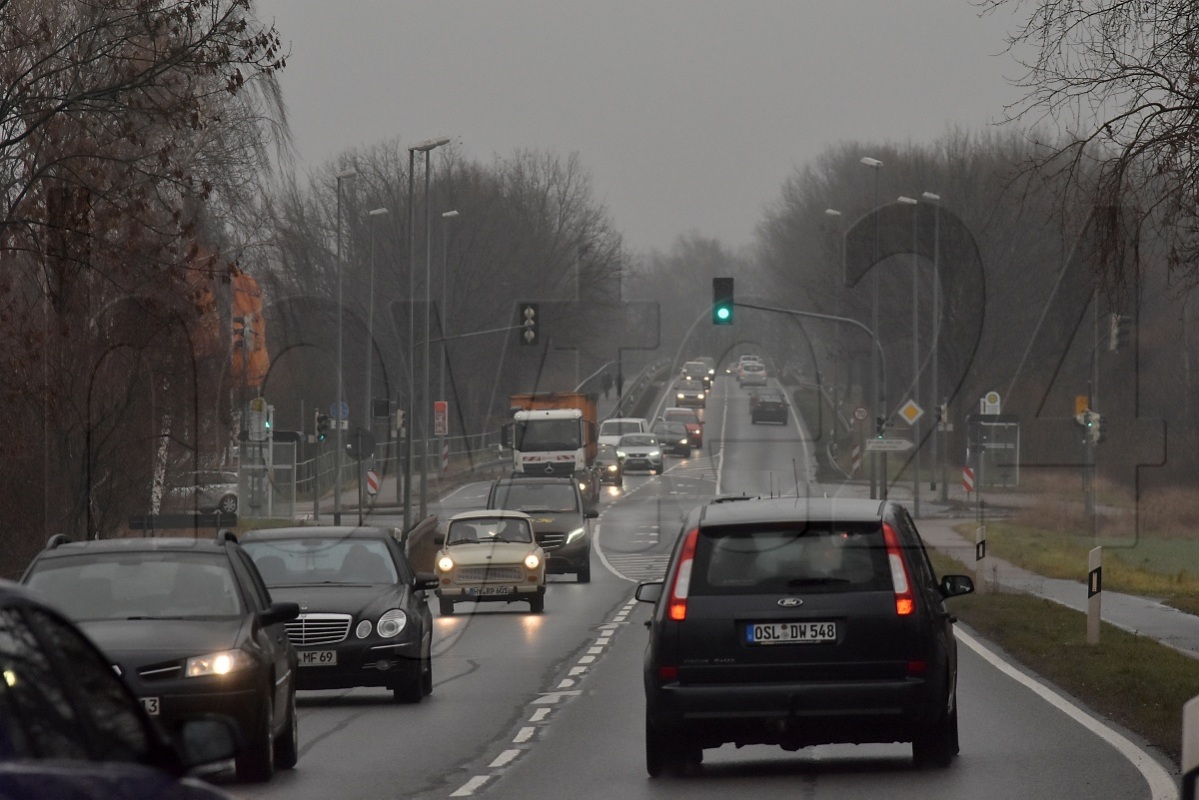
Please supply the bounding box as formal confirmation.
[929,550,1195,764]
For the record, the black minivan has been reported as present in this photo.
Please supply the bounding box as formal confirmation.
[635,496,974,776]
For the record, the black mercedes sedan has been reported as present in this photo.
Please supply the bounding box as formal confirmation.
[20,533,300,784]
[239,527,438,703]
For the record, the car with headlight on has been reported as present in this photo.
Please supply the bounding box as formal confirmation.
[674,378,707,408]
[617,433,664,475]
[596,443,624,485]
[239,526,438,704]
[662,407,703,448]
[651,420,691,457]
[21,532,300,784]
[434,511,546,615]
[487,476,597,582]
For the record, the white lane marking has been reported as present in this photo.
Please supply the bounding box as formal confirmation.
[488,749,521,768]
[578,655,595,664]
[588,647,603,655]
[531,690,580,704]
[716,388,728,493]
[450,776,490,797]
[557,679,575,689]
[957,629,1175,800]
[569,666,587,676]
[513,727,535,744]
[529,708,550,722]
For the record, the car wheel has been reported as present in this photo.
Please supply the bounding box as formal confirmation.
[912,703,957,768]
[645,720,698,777]
[420,640,434,696]
[529,591,545,613]
[219,493,238,514]
[236,697,275,783]
[274,687,298,770]
[439,597,454,616]
[577,559,591,583]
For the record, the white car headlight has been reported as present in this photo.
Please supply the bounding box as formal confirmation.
[185,649,255,678]
[377,609,408,638]
[679,438,688,445]
[437,555,454,572]
[649,450,662,458]
[607,464,618,472]
[676,393,685,399]
[565,527,586,544]
[524,553,541,569]
[616,450,627,458]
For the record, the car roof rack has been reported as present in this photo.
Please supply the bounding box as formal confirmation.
[709,493,758,505]
[217,529,239,544]
[45,533,72,550]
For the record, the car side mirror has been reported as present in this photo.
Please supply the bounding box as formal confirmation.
[174,714,241,770]
[584,508,599,519]
[433,533,445,546]
[635,582,663,603]
[939,574,975,598]
[259,601,300,628]
[413,572,439,591]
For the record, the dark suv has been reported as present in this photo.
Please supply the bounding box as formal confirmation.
[487,476,598,582]
[21,533,300,783]
[635,497,973,776]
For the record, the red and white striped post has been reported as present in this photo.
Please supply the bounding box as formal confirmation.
[962,466,974,498]
[851,442,862,477]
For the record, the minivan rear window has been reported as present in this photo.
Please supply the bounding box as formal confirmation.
[690,523,890,595]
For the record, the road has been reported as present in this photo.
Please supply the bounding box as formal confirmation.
[227,376,1173,799]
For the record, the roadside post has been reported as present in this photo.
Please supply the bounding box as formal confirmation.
[1182,695,1199,798]
[975,524,988,593]
[1087,546,1102,644]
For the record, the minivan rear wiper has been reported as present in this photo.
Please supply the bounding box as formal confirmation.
[785,577,851,586]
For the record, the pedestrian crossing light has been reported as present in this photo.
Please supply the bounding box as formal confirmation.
[712,277,734,325]
[316,413,331,442]
[519,303,539,345]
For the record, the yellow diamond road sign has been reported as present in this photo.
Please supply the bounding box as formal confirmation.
[899,400,924,426]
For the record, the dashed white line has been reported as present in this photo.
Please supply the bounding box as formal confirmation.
[450,776,490,797]
[529,708,550,723]
[489,749,521,768]
[513,727,535,744]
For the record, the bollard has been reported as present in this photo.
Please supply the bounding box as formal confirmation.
[974,525,987,593]
[1087,546,1102,645]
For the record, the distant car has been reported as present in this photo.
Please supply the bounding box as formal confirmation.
[21,533,300,783]
[738,361,768,387]
[598,417,649,448]
[617,433,663,475]
[750,388,788,424]
[434,511,547,615]
[0,580,241,799]
[651,420,691,457]
[662,407,703,448]
[635,497,975,776]
[487,476,598,583]
[674,379,707,408]
[681,360,710,390]
[239,526,438,703]
[166,470,239,515]
[596,443,624,485]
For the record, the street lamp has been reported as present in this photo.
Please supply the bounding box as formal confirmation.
[860,156,883,499]
[408,136,452,523]
[334,168,357,525]
[439,210,459,435]
[825,209,844,448]
[898,194,920,517]
[922,191,943,501]
[365,207,389,508]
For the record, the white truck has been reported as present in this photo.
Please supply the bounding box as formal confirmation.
[503,393,601,509]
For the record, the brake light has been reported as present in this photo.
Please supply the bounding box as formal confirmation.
[882,522,915,616]
[667,528,700,621]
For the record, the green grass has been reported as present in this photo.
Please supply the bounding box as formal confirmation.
[929,550,1197,763]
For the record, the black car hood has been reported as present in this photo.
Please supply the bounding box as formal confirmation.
[268,583,405,616]
[523,511,583,534]
[78,617,245,659]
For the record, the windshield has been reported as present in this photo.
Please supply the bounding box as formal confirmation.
[447,518,533,545]
[514,419,582,450]
[242,538,398,586]
[600,420,642,436]
[25,553,244,620]
[620,434,658,447]
[492,483,579,513]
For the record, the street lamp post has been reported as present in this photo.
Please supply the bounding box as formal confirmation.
[439,210,459,417]
[363,207,388,525]
[334,169,356,525]
[860,157,883,499]
[898,195,920,517]
[922,192,944,502]
[825,208,844,447]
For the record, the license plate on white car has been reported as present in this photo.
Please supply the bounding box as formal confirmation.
[141,697,160,715]
[745,621,837,644]
[298,650,338,666]
[473,586,511,596]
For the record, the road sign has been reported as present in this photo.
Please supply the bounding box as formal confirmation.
[331,401,349,420]
[433,400,448,436]
[864,438,913,452]
[346,427,376,460]
[962,466,975,493]
[898,400,924,425]
[366,469,379,496]
[852,405,868,422]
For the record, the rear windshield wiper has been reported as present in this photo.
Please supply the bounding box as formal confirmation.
[785,577,852,586]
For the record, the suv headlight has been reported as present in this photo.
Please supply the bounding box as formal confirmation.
[185,649,255,678]
[377,609,408,638]
[565,527,586,544]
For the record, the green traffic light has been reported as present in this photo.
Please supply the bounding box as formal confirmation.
[716,306,731,321]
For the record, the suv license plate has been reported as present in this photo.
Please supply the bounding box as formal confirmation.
[299,650,337,666]
[746,621,837,644]
[141,697,160,715]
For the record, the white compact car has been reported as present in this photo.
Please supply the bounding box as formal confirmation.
[435,510,547,615]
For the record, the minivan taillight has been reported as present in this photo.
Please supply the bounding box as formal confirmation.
[667,528,700,621]
[882,522,916,616]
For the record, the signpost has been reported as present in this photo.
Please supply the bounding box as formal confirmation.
[433,400,448,436]
[864,438,913,452]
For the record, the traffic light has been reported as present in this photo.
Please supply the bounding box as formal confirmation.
[396,408,406,433]
[518,303,539,345]
[1097,413,1107,443]
[712,277,734,325]
[1109,314,1132,351]
[875,415,886,438]
[316,413,331,442]
[265,404,274,435]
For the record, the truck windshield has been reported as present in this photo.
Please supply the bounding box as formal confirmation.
[514,419,581,450]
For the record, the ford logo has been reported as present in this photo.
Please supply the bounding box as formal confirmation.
[777,598,803,608]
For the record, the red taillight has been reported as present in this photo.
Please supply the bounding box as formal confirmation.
[667,528,700,621]
[907,660,928,675]
[882,522,916,616]
[658,665,679,681]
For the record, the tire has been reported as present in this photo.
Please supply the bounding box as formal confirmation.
[912,704,957,768]
[529,592,545,613]
[273,688,298,770]
[219,493,238,514]
[420,640,434,696]
[577,559,591,583]
[439,597,454,616]
[646,720,700,777]
[236,697,275,783]
[392,667,423,704]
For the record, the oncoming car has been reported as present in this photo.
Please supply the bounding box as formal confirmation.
[435,511,546,614]
[635,497,974,776]
[596,443,624,485]
[617,433,663,475]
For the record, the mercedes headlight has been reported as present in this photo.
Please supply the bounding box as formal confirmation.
[565,527,586,544]
[437,555,454,572]
[524,553,541,569]
[185,649,254,678]
[377,609,408,638]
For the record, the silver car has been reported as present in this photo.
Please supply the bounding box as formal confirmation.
[168,470,239,514]
[617,433,663,475]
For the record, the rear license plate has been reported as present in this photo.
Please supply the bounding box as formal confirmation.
[298,650,338,666]
[473,586,510,596]
[746,621,837,644]
[141,697,160,715]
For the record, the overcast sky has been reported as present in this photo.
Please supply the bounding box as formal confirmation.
[254,1,1027,254]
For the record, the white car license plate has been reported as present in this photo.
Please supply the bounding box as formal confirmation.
[141,697,160,715]
[298,650,338,666]
[746,621,837,644]
[474,586,510,596]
